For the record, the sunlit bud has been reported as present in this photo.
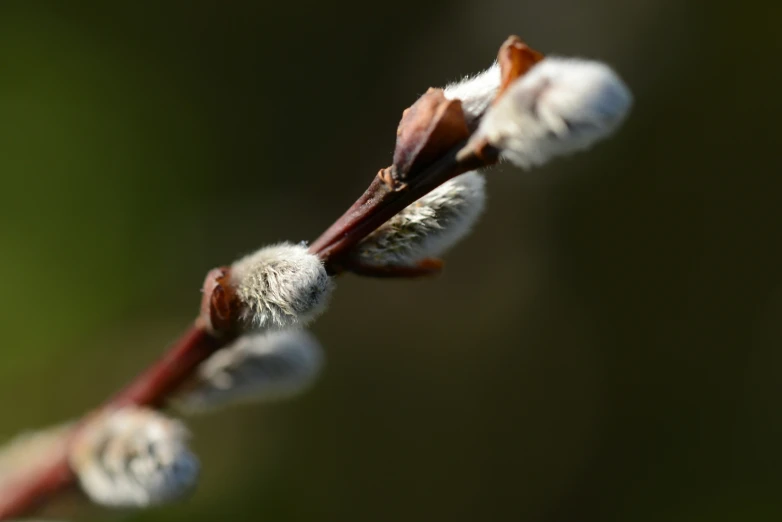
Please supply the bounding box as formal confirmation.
[69,408,199,508]
[230,242,333,331]
[443,64,500,127]
[354,171,486,267]
[471,57,632,169]
[173,328,323,414]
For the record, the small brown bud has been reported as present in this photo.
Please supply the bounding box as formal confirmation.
[392,88,470,183]
[199,267,238,334]
[496,36,544,100]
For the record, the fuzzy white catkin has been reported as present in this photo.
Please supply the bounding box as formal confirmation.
[355,170,486,267]
[69,408,199,508]
[231,242,333,330]
[474,57,632,169]
[443,63,500,126]
[173,329,323,414]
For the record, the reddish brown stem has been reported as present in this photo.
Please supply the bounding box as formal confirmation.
[310,143,493,269]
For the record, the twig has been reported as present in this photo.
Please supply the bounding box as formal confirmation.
[1,33,634,518]
[0,127,499,522]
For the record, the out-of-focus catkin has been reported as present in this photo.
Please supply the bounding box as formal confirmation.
[69,408,199,508]
[173,328,324,414]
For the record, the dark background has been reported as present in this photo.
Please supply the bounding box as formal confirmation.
[1,1,781,521]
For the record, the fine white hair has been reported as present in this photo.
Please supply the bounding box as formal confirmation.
[474,57,632,169]
[174,329,324,414]
[355,171,486,267]
[231,242,333,331]
[443,63,501,126]
[69,408,199,508]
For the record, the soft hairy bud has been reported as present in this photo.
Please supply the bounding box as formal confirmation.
[472,57,632,169]
[443,64,501,128]
[230,242,333,331]
[69,408,199,508]
[354,171,486,267]
[173,329,323,414]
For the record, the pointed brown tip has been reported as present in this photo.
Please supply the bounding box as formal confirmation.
[199,267,237,334]
[496,36,545,101]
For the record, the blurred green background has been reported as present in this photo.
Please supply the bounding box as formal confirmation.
[1,1,781,521]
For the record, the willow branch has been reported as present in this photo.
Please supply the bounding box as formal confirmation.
[0,35,559,519]
[0,140,499,522]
